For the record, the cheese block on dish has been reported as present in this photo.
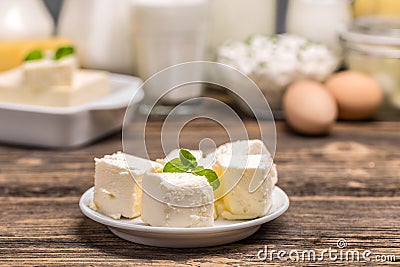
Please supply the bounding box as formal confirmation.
[141,172,214,227]
[0,68,110,107]
[23,57,77,92]
[50,70,110,107]
[0,69,20,93]
[91,152,162,220]
[211,140,278,220]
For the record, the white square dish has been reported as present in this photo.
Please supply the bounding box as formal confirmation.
[0,73,143,148]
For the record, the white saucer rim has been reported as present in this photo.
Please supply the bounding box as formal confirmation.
[79,186,289,234]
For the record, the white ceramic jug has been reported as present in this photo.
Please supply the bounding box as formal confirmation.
[0,0,54,40]
[58,0,135,74]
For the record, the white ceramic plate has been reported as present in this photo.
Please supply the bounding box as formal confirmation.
[79,186,289,248]
[0,73,143,148]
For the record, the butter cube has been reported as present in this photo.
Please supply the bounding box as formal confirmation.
[141,172,214,227]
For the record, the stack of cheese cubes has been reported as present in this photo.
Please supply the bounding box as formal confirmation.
[0,51,110,107]
[90,140,278,228]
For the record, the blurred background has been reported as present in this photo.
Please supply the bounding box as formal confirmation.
[0,0,399,147]
[42,0,288,33]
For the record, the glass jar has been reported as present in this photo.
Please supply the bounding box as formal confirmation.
[341,16,400,117]
[132,0,210,113]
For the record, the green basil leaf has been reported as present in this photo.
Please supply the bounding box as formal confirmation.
[163,149,219,190]
[179,149,197,168]
[163,158,189,173]
[192,166,204,173]
[194,168,220,190]
[24,49,44,61]
[54,46,75,60]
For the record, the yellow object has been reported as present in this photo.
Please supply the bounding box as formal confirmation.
[0,38,72,72]
[354,0,400,17]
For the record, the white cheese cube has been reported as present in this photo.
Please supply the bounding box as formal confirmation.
[23,57,77,91]
[92,152,162,219]
[214,154,277,220]
[141,172,214,227]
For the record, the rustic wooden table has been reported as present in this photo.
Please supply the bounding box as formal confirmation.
[0,120,399,266]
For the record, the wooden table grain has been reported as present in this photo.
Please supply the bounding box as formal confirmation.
[0,120,399,266]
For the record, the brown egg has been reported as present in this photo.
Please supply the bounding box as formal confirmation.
[325,71,383,120]
[283,80,338,135]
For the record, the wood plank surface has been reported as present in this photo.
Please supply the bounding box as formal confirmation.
[0,121,399,266]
